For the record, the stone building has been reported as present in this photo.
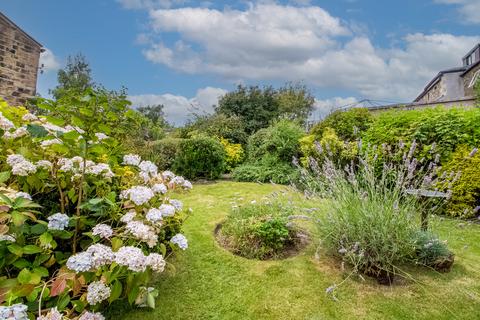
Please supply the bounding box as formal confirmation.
[414,43,480,104]
[0,12,43,106]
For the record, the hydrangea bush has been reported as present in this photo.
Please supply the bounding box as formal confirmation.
[0,97,192,319]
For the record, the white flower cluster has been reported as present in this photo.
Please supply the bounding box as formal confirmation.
[40,138,62,148]
[120,210,136,223]
[22,112,38,122]
[0,111,15,131]
[78,312,105,320]
[166,174,192,190]
[7,154,37,176]
[15,192,32,200]
[152,183,167,194]
[120,186,154,206]
[3,127,28,140]
[86,281,111,305]
[123,154,141,166]
[95,132,109,141]
[125,221,158,247]
[114,246,165,273]
[138,160,158,182]
[47,213,70,231]
[57,157,114,179]
[169,199,183,211]
[36,160,53,170]
[37,307,62,320]
[159,203,176,217]
[0,234,16,242]
[92,224,113,239]
[66,244,115,273]
[0,303,28,320]
[171,233,188,250]
[145,208,163,224]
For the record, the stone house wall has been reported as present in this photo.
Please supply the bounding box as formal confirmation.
[0,15,42,106]
[417,79,444,104]
[463,63,480,97]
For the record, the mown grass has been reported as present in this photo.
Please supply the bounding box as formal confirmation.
[116,181,480,320]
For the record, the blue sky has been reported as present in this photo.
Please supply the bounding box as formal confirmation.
[1,0,479,124]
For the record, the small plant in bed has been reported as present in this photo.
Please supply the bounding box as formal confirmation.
[218,197,308,259]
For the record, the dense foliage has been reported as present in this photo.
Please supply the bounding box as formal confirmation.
[233,120,303,184]
[310,108,372,141]
[219,197,299,259]
[50,54,93,100]
[216,84,314,135]
[173,136,226,180]
[0,97,192,319]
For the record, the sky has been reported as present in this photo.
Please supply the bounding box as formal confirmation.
[1,0,479,124]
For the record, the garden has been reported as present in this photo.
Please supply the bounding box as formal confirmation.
[1,73,480,319]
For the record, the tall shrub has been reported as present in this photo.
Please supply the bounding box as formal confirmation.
[173,136,226,179]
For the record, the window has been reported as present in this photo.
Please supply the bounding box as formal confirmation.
[465,54,473,66]
[468,70,480,88]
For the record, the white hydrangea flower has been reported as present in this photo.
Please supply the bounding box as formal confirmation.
[0,303,28,320]
[152,183,167,194]
[146,253,166,273]
[146,208,163,224]
[139,160,157,175]
[47,213,70,231]
[86,163,114,178]
[22,112,38,122]
[159,204,176,217]
[123,154,141,166]
[92,224,113,239]
[37,307,62,320]
[183,180,193,190]
[95,132,109,141]
[57,157,74,172]
[86,281,111,305]
[169,199,183,211]
[161,170,175,181]
[171,233,188,250]
[86,244,115,269]
[121,186,154,206]
[66,252,93,273]
[0,234,16,242]
[15,192,32,200]
[40,138,62,148]
[7,154,37,176]
[78,311,105,320]
[125,221,158,247]
[120,210,136,223]
[36,160,53,170]
[3,127,28,139]
[0,112,15,131]
[170,176,185,186]
[114,246,147,272]
[42,122,69,133]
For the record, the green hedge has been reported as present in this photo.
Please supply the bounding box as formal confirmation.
[173,136,226,179]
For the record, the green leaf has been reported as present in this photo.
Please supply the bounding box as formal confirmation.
[0,171,11,184]
[159,243,167,257]
[109,280,122,303]
[62,130,81,141]
[11,211,26,226]
[111,237,123,251]
[31,223,47,235]
[57,294,71,310]
[147,292,155,309]
[23,245,43,254]
[33,266,49,277]
[17,269,32,284]
[26,124,49,138]
[12,259,30,269]
[7,243,23,256]
[127,285,140,305]
[39,232,53,247]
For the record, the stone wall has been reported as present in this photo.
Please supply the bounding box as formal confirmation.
[463,63,480,97]
[0,16,42,106]
[417,78,444,104]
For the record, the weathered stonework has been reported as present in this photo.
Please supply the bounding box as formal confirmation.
[463,63,480,97]
[417,80,444,104]
[0,13,43,106]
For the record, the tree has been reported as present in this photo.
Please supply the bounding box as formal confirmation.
[137,104,169,127]
[275,83,315,123]
[50,53,93,99]
[310,108,373,141]
[216,85,280,134]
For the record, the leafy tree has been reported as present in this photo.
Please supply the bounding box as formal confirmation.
[216,85,280,134]
[179,113,248,144]
[276,83,315,123]
[137,104,169,127]
[50,53,93,99]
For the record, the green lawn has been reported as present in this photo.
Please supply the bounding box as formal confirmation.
[118,181,480,320]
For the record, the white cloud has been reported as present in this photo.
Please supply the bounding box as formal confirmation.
[141,3,479,101]
[128,86,227,125]
[435,0,480,24]
[312,97,358,119]
[117,0,187,10]
[39,48,60,73]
